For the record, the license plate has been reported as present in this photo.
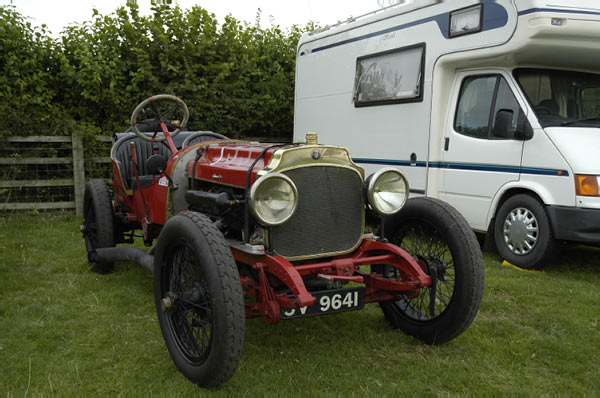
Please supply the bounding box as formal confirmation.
[281,287,365,319]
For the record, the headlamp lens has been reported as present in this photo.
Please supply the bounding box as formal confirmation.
[250,173,298,226]
[368,168,409,216]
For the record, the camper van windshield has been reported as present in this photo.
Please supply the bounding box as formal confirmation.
[514,68,600,128]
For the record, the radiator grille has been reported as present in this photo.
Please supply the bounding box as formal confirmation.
[269,166,364,259]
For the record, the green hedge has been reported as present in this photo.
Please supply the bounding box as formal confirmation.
[0,5,306,142]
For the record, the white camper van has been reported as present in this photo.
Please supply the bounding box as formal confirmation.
[294,0,600,269]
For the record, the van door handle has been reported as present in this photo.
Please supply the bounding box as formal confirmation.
[410,153,417,165]
[444,137,450,151]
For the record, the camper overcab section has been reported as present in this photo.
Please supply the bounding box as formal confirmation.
[294,0,600,269]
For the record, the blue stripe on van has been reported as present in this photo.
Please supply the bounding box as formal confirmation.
[518,8,600,17]
[301,1,508,55]
[352,158,427,167]
[352,158,570,177]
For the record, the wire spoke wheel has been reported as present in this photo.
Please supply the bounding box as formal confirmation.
[163,243,214,364]
[154,212,244,387]
[389,220,456,320]
[375,197,484,344]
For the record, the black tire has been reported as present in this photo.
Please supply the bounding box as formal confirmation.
[375,197,484,344]
[494,194,559,269]
[154,211,245,388]
[82,179,115,273]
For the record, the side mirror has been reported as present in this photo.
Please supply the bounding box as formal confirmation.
[492,109,514,139]
[146,154,168,175]
[515,110,534,141]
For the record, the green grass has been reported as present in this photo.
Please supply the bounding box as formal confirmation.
[1,213,599,395]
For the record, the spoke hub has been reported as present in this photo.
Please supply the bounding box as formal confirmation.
[427,258,447,282]
[161,296,174,311]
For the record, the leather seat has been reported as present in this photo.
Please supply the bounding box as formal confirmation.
[538,99,560,114]
[112,135,172,190]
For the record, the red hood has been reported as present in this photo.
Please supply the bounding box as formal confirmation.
[187,141,293,189]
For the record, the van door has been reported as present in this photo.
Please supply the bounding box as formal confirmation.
[440,71,527,231]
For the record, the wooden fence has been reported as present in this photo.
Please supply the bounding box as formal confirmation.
[0,135,112,215]
[1,134,289,216]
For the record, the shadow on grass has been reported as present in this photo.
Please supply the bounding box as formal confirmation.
[483,242,600,275]
[553,245,600,270]
[538,245,600,281]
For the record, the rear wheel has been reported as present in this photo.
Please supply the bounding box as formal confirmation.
[154,212,245,387]
[494,194,559,269]
[82,179,115,273]
[376,197,484,344]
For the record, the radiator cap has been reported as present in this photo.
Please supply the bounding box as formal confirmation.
[305,132,318,145]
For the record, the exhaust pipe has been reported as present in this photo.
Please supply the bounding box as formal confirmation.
[90,247,154,273]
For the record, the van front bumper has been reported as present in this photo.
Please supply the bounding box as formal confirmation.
[546,206,600,243]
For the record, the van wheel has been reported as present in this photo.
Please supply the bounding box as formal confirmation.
[375,197,484,344]
[493,194,559,269]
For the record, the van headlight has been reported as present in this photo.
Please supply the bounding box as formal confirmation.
[367,168,409,216]
[250,173,298,226]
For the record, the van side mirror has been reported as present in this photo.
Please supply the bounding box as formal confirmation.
[515,110,534,141]
[492,109,514,139]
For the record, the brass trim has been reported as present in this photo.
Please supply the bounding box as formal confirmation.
[259,145,366,261]
[305,132,318,145]
[258,145,365,179]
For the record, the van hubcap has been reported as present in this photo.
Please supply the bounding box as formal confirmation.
[502,207,538,255]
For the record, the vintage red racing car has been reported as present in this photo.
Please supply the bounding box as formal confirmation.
[81,94,484,387]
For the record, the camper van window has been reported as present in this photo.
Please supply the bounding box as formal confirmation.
[514,68,600,127]
[449,4,483,38]
[454,75,522,139]
[353,44,425,107]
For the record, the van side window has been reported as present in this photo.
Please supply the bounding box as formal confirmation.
[353,44,425,107]
[582,87,600,118]
[454,75,522,139]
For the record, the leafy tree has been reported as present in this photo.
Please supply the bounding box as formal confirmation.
[1,4,309,141]
[0,7,70,138]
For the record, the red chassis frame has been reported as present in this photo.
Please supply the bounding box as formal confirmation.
[110,121,432,324]
[234,238,432,324]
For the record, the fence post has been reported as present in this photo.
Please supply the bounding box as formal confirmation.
[72,132,85,216]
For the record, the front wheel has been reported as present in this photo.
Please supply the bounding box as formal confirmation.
[154,212,245,388]
[493,194,559,269]
[376,197,484,344]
